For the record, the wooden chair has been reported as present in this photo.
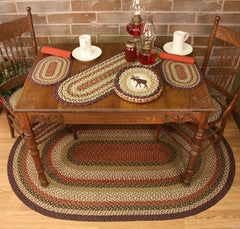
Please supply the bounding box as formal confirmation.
[156,16,240,152]
[0,7,65,143]
[0,7,36,138]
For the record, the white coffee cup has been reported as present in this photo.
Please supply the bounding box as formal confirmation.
[172,31,189,53]
[79,34,92,57]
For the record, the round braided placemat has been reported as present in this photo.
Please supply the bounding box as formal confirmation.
[114,66,162,103]
[8,124,235,221]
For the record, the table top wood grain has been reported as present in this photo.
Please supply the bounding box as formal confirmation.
[15,43,214,118]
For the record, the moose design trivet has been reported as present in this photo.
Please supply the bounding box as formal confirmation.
[131,75,148,89]
[114,66,162,103]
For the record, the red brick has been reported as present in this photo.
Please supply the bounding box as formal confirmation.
[173,0,222,11]
[71,0,121,11]
[97,12,130,23]
[0,15,23,23]
[49,36,97,44]
[34,25,70,36]
[154,13,195,24]
[16,1,70,13]
[223,1,240,11]
[98,36,129,43]
[152,25,168,35]
[32,14,47,24]
[155,36,172,45]
[48,13,96,24]
[169,25,213,36]
[22,37,48,46]
[198,13,240,25]
[122,0,172,11]
[72,24,119,35]
[144,0,173,11]
[192,47,207,57]
[0,2,17,13]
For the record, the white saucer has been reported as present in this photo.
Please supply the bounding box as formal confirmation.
[163,42,193,56]
[72,46,102,61]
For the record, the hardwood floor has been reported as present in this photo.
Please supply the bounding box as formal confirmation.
[0,112,239,229]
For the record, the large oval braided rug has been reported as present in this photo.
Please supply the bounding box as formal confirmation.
[7,125,235,221]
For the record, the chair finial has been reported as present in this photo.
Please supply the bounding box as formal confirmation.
[215,15,220,22]
[26,7,31,14]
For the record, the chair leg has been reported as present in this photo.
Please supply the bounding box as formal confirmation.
[2,105,15,138]
[156,125,161,142]
[215,117,229,150]
[72,125,78,140]
[215,127,225,150]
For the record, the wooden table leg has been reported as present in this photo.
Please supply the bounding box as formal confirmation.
[183,112,209,185]
[19,113,48,187]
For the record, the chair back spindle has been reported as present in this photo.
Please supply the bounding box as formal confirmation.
[201,16,240,147]
[214,41,240,93]
[0,6,66,144]
[202,16,240,101]
[0,7,37,138]
[0,7,37,94]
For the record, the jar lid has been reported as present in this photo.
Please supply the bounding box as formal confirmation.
[143,41,152,51]
[126,40,136,48]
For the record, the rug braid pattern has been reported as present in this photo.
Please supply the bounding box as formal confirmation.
[7,125,235,221]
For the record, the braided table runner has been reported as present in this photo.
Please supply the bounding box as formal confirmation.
[160,60,202,90]
[54,47,162,106]
[30,56,72,86]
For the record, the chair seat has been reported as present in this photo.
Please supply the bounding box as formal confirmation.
[5,87,66,144]
[208,97,224,124]
[7,87,23,110]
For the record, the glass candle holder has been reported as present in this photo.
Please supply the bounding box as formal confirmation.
[126,0,145,37]
[139,41,156,65]
[126,15,144,37]
[131,0,145,20]
[140,14,156,48]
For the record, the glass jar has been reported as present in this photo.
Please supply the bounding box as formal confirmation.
[125,40,137,62]
[139,41,156,65]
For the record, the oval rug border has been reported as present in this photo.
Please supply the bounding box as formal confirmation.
[7,132,235,222]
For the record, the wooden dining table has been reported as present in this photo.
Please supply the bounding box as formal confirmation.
[14,42,214,187]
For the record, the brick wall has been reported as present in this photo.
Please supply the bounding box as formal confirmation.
[0,0,240,66]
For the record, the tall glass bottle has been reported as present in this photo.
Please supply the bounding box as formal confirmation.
[139,14,156,65]
[126,0,145,51]
[140,14,156,48]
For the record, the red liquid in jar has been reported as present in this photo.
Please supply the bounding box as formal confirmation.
[139,51,156,65]
[125,46,137,62]
[126,23,144,36]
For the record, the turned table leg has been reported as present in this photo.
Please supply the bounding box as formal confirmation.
[20,113,48,187]
[183,112,209,185]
